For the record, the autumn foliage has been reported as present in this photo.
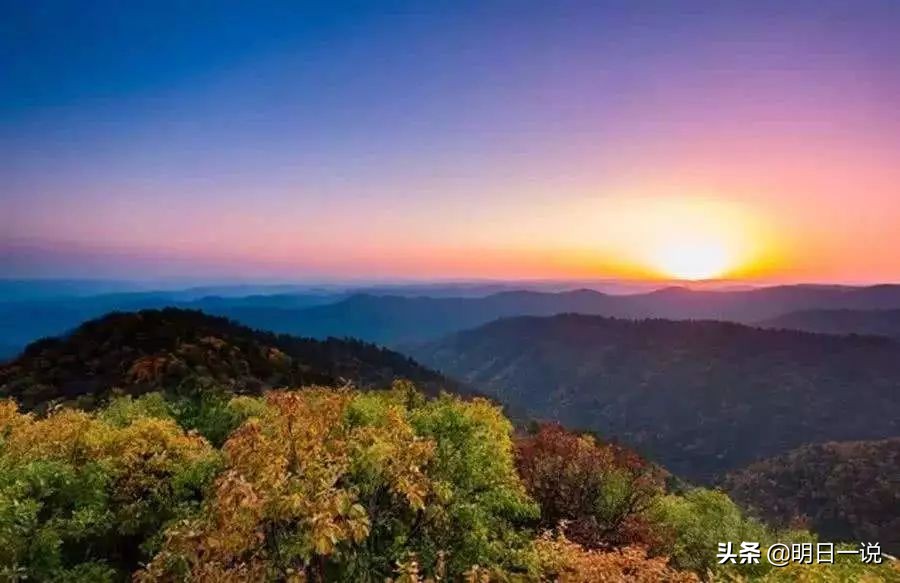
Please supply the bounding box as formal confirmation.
[515,423,666,549]
[0,400,219,580]
[533,531,698,583]
[725,438,900,555]
[0,385,897,582]
[141,388,436,581]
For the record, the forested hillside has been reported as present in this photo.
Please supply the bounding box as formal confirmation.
[412,314,900,481]
[0,309,447,412]
[0,310,897,580]
[725,438,900,554]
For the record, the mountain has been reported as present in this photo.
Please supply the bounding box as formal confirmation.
[214,290,620,346]
[354,279,671,296]
[5,284,900,354]
[0,278,154,300]
[1,311,898,580]
[760,309,900,339]
[725,438,900,553]
[197,284,900,347]
[409,314,900,482]
[0,308,447,411]
[0,279,350,302]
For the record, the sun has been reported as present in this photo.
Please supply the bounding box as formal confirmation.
[583,194,776,282]
[651,237,735,281]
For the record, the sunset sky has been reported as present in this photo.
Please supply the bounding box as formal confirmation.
[3,1,899,283]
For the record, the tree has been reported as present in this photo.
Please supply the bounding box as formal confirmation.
[0,399,219,580]
[515,424,665,549]
[3,383,897,582]
[649,488,813,578]
[406,391,539,576]
[141,384,539,582]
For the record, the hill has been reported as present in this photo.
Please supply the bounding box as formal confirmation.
[725,439,900,553]
[410,315,900,481]
[760,309,900,339]
[0,308,447,411]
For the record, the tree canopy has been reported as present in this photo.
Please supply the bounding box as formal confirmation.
[0,384,897,582]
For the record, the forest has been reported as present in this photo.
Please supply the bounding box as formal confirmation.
[413,314,900,480]
[725,438,900,554]
[1,310,897,581]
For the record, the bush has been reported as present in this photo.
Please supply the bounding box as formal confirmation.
[516,423,666,549]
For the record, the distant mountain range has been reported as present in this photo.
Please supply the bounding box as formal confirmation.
[4,283,900,363]
[409,314,900,482]
[760,308,900,339]
[192,284,900,347]
[0,308,448,411]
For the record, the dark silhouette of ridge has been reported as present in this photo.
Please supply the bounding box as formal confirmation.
[0,308,449,411]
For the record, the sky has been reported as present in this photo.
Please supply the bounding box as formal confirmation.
[2,0,899,283]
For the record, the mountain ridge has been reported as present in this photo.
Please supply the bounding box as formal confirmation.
[0,308,450,411]
[760,308,900,339]
[410,313,900,482]
[4,283,900,357]
[213,284,900,347]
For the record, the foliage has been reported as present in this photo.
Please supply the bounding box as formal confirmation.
[534,531,699,582]
[649,488,814,578]
[406,390,540,576]
[515,423,666,549]
[166,387,269,446]
[0,380,896,582]
[140,384,538,582]
[100,392,173,426]
[0,399,220,580]
[725,438,900,554]
[101,391,269,447]
[0,308,448,412]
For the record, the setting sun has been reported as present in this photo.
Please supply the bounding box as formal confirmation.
[650,237,734,281]
[582,195,778,282]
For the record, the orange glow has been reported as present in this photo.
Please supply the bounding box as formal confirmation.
[650,237,733,281]
[549,195,782,282]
